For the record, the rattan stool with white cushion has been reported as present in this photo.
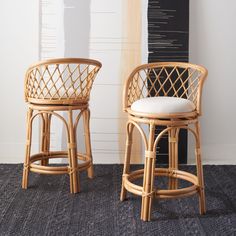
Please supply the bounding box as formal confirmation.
[22,58,102,193]
[120,62,208,221]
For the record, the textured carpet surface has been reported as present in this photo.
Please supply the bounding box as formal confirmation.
[0,164,236,235]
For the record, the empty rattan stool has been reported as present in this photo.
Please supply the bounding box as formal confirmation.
[22,58,102,193]
[120,62,207,221]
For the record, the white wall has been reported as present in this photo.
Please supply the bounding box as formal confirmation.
[87,0,125,163]
[0,1,235,164]
[0,1,39,163]
[189,0,236,164]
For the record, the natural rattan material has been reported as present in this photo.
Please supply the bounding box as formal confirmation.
[22,58,102,194]
[24,58,101,105]
[120,62,207,221]
[123,62,207,116]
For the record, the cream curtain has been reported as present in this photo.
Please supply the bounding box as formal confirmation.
[119,0,142,163]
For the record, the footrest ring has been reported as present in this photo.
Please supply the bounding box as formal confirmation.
[28,151,91,175]
[123,167,199,199]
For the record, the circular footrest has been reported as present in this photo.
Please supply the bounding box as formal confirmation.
[123,168,200,199]
[28,151,91,175]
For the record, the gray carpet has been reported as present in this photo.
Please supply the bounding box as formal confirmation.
[0,164,236,235]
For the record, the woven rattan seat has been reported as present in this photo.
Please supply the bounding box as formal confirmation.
[120,62,208,221]
[22,58,102,193]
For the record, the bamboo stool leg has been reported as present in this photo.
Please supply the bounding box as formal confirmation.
[120,122,134,201]
[40,113,51,166]
[168,128,179,189]
[40,113,46,166]
[141,123,156,221]
[22,108,33,189]
[195,121,206,214]
[83,109,94,179]
[45,114,52,165]
[68,109,80,194]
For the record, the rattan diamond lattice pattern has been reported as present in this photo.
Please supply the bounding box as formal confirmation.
[25,59,101,105]
[126,63,206,114]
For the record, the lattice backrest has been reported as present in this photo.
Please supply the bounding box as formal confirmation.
[25,58,102,105]
[124,62,207,114]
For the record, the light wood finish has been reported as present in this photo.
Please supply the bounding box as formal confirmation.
[24,58,101,105]
[40,113,51,166]
[82,109,94,179]
[120,62,207,221]
[141,123,156,221]
[120,122,134,201]
[168,127,179,189]
[22,108,33,189]
[123,62,207,115]
[22,58,101,193]
[195,121,206,214]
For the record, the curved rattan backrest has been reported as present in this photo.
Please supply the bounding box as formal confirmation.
[25,58,102,105]
[123,62,207,115]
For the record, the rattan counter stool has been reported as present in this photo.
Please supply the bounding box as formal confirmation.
[120,62,208,221]
[22,58,102,193]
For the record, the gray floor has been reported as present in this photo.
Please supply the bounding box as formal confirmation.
[0,164,236,235]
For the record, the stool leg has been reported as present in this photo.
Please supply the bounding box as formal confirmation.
[45,114,52,164]
[40,113,46,165]
[120,122,134,201]
[195,121,206,214]
[68,109,79,194]
[168,128,179,189]
[22,108,33,189]
[83,109,94,179]
[141,123,156,221]
[40,113,51,166]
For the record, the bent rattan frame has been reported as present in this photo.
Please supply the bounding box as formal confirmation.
[120,62,207,221]
[123,62,207,116]
[22,58,102,194]
[24,58,102,105]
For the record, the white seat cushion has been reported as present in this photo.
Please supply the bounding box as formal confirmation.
[130,97,195,114]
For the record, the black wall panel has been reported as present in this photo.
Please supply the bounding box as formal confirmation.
[148,0,189,164]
